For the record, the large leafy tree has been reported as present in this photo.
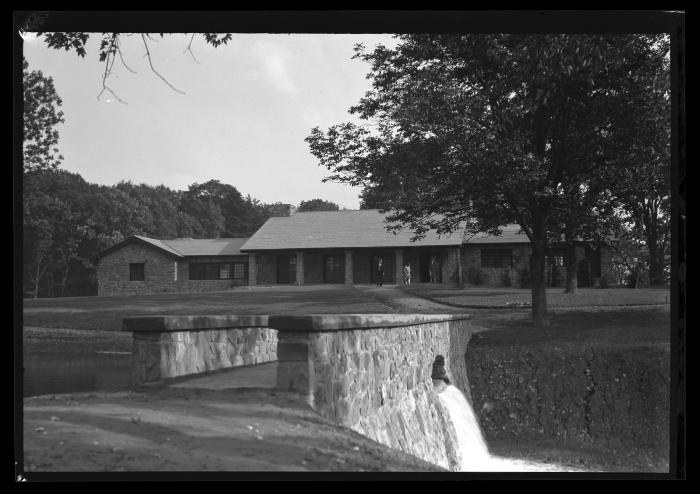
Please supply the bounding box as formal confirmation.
[23,58,64,172]
[180,180,269,237]
[306,34,665,327]
[613,38,671,286]
[298,198,340,212]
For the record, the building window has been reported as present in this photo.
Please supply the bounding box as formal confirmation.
[481,249,513,269]
[189,262,248,281]
[129,263,145,281]
[233,263,247,280]
[220,264,230,280]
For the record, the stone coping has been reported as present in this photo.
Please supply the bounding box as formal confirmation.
[122,315,269,332]
[268,313,472,332]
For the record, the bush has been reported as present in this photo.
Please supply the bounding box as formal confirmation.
[467,267,484,286]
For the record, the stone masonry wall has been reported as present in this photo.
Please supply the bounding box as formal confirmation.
[123,315,276,385]
[461,244,531,288]
[98,243,178,296]
[99,245,250,295]
[271,314,475,471]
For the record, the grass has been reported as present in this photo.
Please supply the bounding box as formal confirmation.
[22,286,395,332]
[469,306,670,348]
[403,285,670,308]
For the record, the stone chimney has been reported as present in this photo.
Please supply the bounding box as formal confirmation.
[266,203,296,217]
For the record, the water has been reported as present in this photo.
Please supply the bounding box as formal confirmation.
[23,352,132,397]
[437,384,579,472]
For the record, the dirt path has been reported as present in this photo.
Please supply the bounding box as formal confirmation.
[23,387,444,473]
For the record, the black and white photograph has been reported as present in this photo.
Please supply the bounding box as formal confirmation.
[14,11,685,480]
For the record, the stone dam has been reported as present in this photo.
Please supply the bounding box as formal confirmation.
[123,312,669,471]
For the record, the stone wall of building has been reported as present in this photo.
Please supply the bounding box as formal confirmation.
[270,314,475,471]
[98,243,179,296]
[98,244,250,295]
[123,315,276,385]
[461,244,531,288]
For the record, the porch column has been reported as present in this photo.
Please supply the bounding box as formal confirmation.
[296,251,304,285]
[344,250,354,285]
[395,249,404,284]
[457,247,463,288]
[248,253,257,286]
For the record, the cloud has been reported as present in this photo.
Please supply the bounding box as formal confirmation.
[253,39,299,96]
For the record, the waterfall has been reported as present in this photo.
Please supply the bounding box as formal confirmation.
[437,384,580,472]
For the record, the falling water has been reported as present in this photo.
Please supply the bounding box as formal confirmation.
[437,384,580,472]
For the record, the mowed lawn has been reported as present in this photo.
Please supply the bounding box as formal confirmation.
[403,286,670,308]
[22,286,395,332]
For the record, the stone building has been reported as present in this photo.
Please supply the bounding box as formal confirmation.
[460,224,614,288]
[96,236,250,296]
[240,210,464,286]
[96,210,614,295]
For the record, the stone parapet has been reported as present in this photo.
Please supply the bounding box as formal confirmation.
[269,313,475,471]
[123,315,276,385]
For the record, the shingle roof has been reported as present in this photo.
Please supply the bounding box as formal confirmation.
[240,210,465,251]
[161,237,249,256]
[98,235,249,259]
[462,224,531,244]
[133,236,185,257]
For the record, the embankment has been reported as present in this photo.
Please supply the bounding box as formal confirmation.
[466,331,670,467]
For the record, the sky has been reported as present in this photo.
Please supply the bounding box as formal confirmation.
[22,33,400,210]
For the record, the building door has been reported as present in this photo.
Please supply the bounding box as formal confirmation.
[323,254,345,284]
[418,253,442,283]
[276,254,296,284]
[370,253,395,284]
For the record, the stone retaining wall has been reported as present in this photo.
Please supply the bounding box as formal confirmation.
[268,313,475,471]
[123,315,276,385]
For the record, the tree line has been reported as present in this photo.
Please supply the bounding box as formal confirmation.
[23,169,341,298]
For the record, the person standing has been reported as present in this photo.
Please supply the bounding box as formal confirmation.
[429,256,436,283]
[377,257,384,287]
[404,263,411,285]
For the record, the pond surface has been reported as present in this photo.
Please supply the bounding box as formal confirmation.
[23,352,131,397]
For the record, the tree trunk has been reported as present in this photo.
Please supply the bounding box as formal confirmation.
[647,239,665,286]
[530,214,548,328]
[564,241,578,293]
[34,263,40,299]
[531,240,548,327]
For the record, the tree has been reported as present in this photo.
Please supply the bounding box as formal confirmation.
[37,32,233,103]
[179,180,258,237]
[23,58,64,172]
[298,198,340,212]
[359,185,392,210]
[306,34,665,327]
[613,38,671,286]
